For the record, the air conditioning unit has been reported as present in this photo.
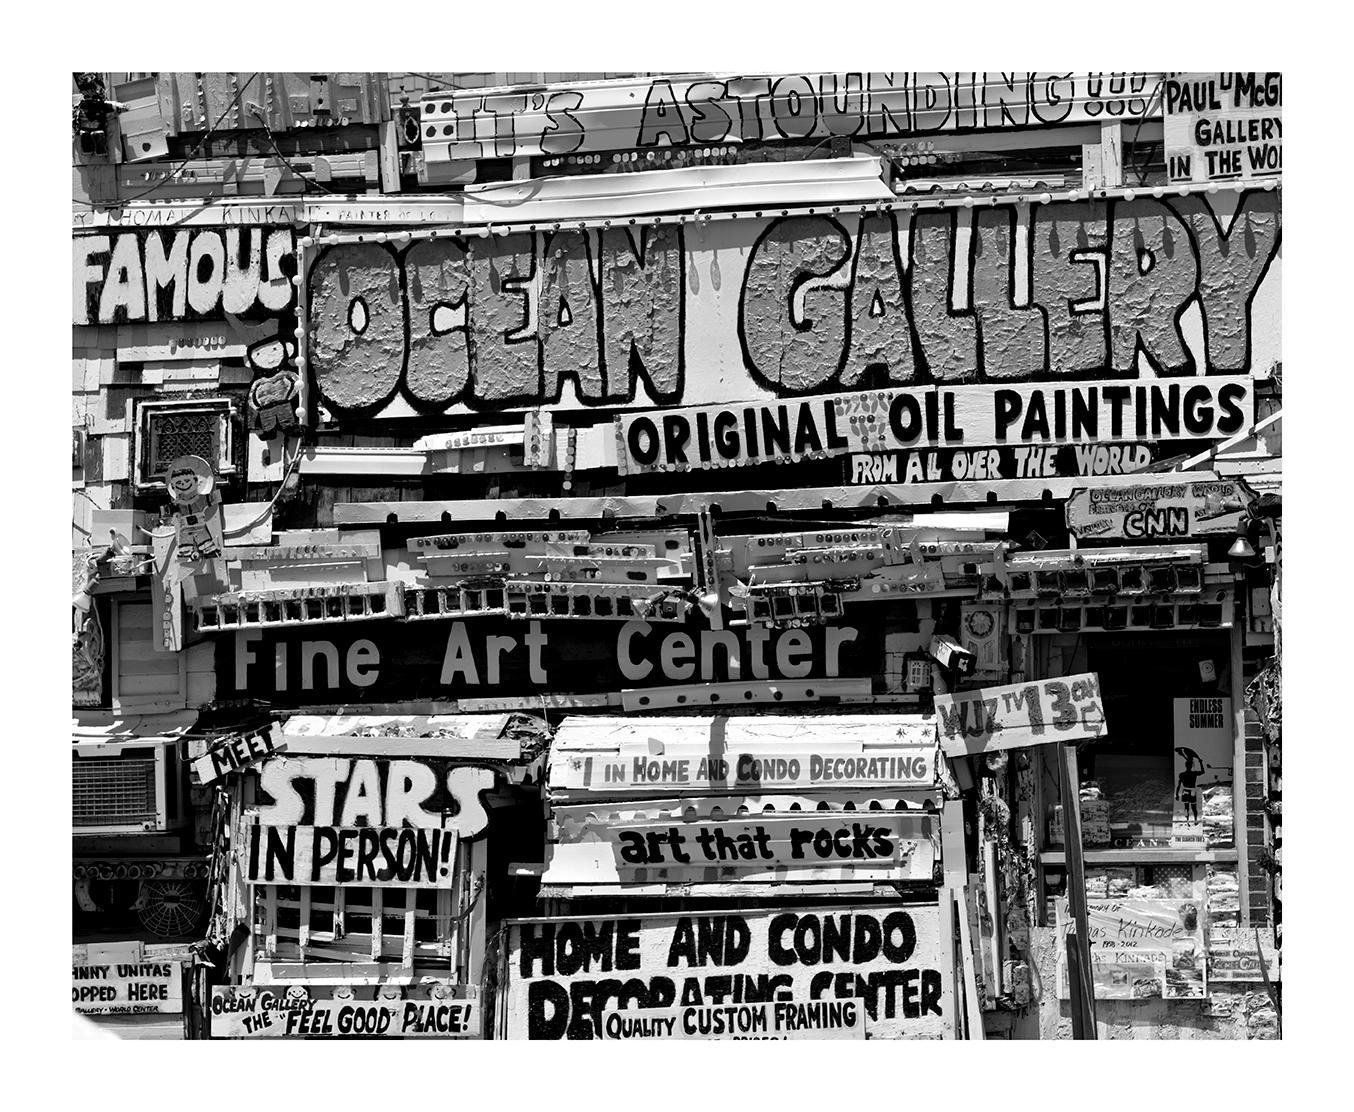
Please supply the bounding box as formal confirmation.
[73,740,188,835]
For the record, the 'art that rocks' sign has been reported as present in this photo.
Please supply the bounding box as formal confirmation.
[302,192,1279,418]
[501,905,952,1039]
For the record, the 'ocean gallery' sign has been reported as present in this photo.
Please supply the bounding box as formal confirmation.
[302,192,1279,419]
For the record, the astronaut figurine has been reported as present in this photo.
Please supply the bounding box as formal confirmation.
[165,455,225,562]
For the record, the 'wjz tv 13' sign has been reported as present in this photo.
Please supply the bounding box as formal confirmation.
[299,191,1279,422]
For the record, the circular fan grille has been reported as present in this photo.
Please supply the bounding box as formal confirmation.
[138,880,204,937]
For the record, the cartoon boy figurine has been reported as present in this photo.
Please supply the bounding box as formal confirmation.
[165,455,224,562]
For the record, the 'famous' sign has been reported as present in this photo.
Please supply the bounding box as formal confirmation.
[500,905,952,1040]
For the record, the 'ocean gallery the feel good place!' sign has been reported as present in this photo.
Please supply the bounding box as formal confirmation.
[501,905,952,1040]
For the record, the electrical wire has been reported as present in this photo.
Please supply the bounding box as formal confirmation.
[74,72,262,208]
[248,104,339,194]
[222,434,304,538]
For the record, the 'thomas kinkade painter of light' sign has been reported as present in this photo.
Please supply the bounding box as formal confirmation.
[935,674,1106,758]
[501,905,952,1039]
[1066,479,1254,541]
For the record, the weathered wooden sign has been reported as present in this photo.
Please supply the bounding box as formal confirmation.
[548,715,936,796]
[255,755,497,840]
[303,192,1280,419]
[190,723,285,785]
[1164,73,1281,184]
[598,999,864,1040]
[241,822,458,888]
[420,73,1159,162]
[73,960,182,1015]
[615,379,1251,473]
[546,810,938,885]
[1207,927,1280,983]
[501,904,952,1039]
[221,616,881,706]
[936,673,1106,758]
[74,227,298,325]
[1066,479,1253,540]
[210,986,477,1038]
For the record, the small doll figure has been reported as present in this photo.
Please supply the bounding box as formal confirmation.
[165,455,224,562]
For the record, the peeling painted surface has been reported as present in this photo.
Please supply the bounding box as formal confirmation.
[299,193,1280,418]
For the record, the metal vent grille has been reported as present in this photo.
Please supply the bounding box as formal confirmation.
[147,412,218,479]
[73,757,157,827]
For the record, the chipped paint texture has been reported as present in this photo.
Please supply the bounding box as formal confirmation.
[301,192,1279,418]
[1022,926,1279,1040]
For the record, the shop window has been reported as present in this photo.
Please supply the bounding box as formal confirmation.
[134,398,236,491]
[1046,633,1234,852]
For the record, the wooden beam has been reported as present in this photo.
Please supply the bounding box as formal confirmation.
[1058,740,1097,1039]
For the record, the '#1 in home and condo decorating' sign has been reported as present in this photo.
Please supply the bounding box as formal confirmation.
[598,999,864,1040]
[501,905,952,1040]
[936,673,1106,758]
[1066,479,1254,541]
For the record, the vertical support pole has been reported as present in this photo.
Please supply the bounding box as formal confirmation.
[1231,613,1252,925]
[1059,739,1097,1039]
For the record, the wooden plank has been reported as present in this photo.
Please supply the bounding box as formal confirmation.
[299,887,312,953]
[402,889,417,971]
[370,889,383,961]
[1059,739,1097,1038]
[263,885,278,959]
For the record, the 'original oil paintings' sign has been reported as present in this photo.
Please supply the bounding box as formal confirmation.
[303,192,1279,419]
[936,674,1106,758]
[210,986,477,1038]
[1066,479,1253,541]
[615,379,1251,473]
[501,905,952,1039]
[73,960,182,1015]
